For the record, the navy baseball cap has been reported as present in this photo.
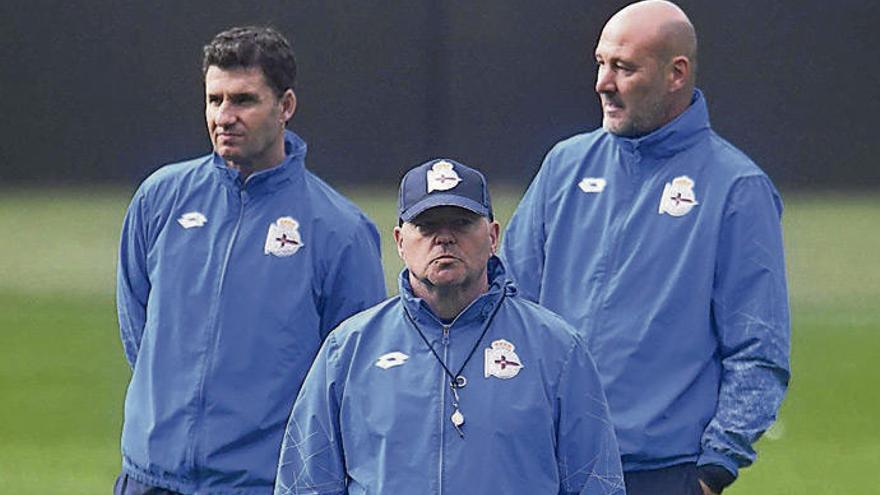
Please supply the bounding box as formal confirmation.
[398,158,493,222]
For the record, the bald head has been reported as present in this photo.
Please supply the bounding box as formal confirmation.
[594,0,698,136]
[603,0,697,82]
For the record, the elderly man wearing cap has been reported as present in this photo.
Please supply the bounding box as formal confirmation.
[273,159,625,495]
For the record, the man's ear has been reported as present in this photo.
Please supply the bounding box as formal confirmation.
[280,89,297,123]
[668,56,691,92]
[488,220,500,254]
[393,226,406,261]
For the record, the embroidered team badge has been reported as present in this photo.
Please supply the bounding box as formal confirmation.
[658,176,699,217]
[375,351,410,370]
[177,211,207,229]
[426,160,462,193]
[484,339,523,379]
[264,216,304,257]
[578,177,607,193]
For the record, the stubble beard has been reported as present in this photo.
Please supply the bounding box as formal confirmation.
[602,90,671,138]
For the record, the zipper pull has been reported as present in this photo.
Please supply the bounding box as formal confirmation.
[441,324,450,344]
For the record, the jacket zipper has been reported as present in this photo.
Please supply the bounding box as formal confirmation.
[188,186,248,480]
[589,157,640,347]
[438,323,450,495]
[419,299,485,494]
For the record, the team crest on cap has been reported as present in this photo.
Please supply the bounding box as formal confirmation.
[264,216,303,257]
[658,176,699,217]
[427,161,462,193]
[177,211,207,229]
[578,177,607,193]
[484,339,523,379]
[375,351,410,370]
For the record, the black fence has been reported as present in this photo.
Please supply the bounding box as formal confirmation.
[2,0,878,189]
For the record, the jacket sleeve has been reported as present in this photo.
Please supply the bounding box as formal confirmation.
[275,334,348,495]
[318,219,386,337]
[699,175,791,478]
[116,190,151,370]
[556,336,625,495]
[500,157,550,303]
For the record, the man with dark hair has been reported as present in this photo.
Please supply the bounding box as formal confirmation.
[202,26,297,96]
[274,159,624,495]
[114,26,386,495]
[502,1,790,494]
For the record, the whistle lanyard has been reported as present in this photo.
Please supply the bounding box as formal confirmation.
[401,292,505,437]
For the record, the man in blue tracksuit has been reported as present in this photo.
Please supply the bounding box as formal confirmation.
[274,159,624,495]
[502,2,790,494]
[115,26,386,494]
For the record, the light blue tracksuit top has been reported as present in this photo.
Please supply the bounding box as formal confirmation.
[117,131,386,493]
[501,90,791,478]
[275,257,625,495]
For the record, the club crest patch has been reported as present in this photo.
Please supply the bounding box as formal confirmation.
[375,351,410,370]
[427,160,462,193]
[658,176,699,217]
[578,177,607,193]
[177,211,207,229]
[264,216,304,257]
[484,339,523,379]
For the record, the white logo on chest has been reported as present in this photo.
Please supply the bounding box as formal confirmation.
[375,351,410,370]
[658,176,699,217]
[177,211,207,229]
[264,216,304,257]
[484,339,523,379]
[578,177,607,193]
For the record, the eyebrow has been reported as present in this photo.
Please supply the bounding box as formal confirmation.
[205,91,261,102]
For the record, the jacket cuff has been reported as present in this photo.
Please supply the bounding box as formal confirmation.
[697,449,739,477]
[697,464,736,493]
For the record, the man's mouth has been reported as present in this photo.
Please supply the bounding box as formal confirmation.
[602,99,623,113]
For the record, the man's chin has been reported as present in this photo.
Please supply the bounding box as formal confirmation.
[215,147,244,162]
[603,118,635,137]
[426,270,465,289]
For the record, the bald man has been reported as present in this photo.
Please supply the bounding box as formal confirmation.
[502,2,790,494]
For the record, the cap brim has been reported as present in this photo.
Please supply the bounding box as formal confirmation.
[399,194,490,222]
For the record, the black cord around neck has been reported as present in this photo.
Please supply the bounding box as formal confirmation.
[402,292,506,387]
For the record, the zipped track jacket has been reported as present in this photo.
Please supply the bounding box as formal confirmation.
[117,131,386,493]
[275,257,624,495]
[502,90,791,478]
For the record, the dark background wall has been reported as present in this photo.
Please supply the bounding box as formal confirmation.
[1,0,878,189]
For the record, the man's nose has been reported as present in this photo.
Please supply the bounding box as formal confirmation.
[214,102,237,126]
[595,65,615,94]
[433,228,456,245]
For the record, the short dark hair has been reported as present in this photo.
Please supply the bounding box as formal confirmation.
[202,26,297,95]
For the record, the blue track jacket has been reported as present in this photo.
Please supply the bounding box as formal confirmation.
[117,131,386,493]
[502,90,790,478]
[274,257,625,495]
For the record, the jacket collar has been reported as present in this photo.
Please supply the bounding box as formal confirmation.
[398,256,515,330]
[212,130,307,194]
[610,88,711,159]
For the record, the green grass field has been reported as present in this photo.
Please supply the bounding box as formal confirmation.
[1,187,878,493]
